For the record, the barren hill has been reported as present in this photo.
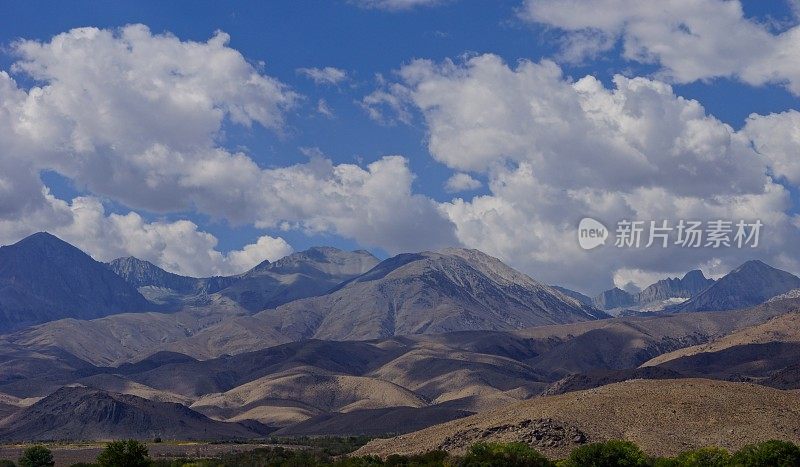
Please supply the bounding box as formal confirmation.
[189,365,428,426]
[356,379,800,459]
[644,311,800,367]
[0,386,263,441]
[642,311,800,385]
[2,297,798,438]
[2,299,796,422]
[274,406,473,437]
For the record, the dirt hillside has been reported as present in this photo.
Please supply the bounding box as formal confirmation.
[356,378,800,459]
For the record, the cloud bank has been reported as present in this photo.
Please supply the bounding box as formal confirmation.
[0,25,454,276]
[2,16,800,292]
[521,0,800,94]
[366,53,800,292]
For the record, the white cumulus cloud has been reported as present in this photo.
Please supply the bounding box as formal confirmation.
[744,110,800,185]
[520,0,800,95]
[371,53,800,293]
[351,0,448,11]
[297,66,348,85]
[445,173,482,193]
[0,196,293,277]
[0,25,456,273]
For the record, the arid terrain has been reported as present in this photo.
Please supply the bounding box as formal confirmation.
[357,379,800,459]
[1,233,800,457]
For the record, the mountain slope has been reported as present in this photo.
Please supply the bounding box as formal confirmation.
[274,406,473,437]
[107,247,378,312]
[591,288,634,310]
[1,296,256,368]
[551,286,592,306]
[0,386,262,441]
[645,311,800,367]
[592,270,715,314]
[107,257,233,294]
[89,335,549,428]
[0,233,152,331]
[676,260,800,312]
[189,366,429,426]
[255,248,607,342]
[1,299,796,438]
[636,270,714,303]
[218,247,380,311]
[642,311,800,385]
[522,298,800,376]
[107,257,236,306]
[356,379,800,459]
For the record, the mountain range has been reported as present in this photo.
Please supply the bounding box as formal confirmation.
[218,246,380,311]
[0,233,607,351]
[251,248,607,342]
[673,260,800,312]
[589,269,715,313]
[589,262,800,315]
[106,256,237,307]
[1,231,800,445]
[107,247,380,312]
[637,269,715,304]
[1,295,796,436]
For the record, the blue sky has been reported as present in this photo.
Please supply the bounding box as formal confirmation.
[1,0,800,293]
[3,0,543,254]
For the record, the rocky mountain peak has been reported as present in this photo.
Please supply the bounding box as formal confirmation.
[0,232,153,330]
[676,260,800,312]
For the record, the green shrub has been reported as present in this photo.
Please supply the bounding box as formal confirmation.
[150,461,208,467]
[729,440,800,467]
[387,450,449,466]
[266,436,373,456]
[563,440,648,467]
[332,456,384,466]
[653,446,732,467]
[459,442,552,466]
[351,450,448,467]
[96,440,150,467]
[18,446,54,467]
[0,460,15,467]
[209,447,327,466]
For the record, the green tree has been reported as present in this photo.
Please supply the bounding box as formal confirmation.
[18,446,54,467]
[729,440,800,467]
[96,440,150,467]
[459,442,552,466]
[563,440,648,467]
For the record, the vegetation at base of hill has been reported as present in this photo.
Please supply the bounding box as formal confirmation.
[264,435,375,456]
[17,445,54,467]
[96,440,150,467]
[560,440,649,466]
[1,438,799,467]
